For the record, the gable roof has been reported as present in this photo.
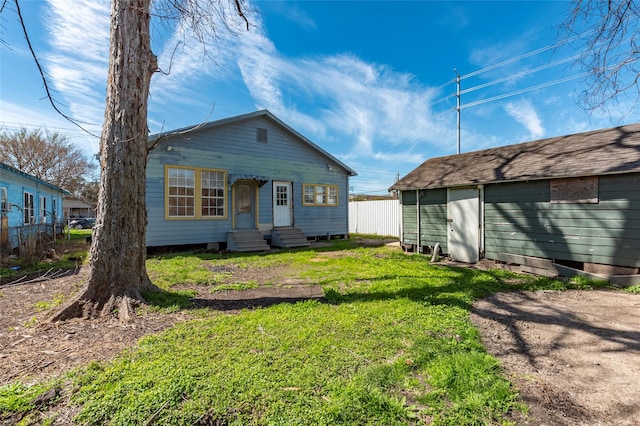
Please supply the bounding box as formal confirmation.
[0,162,70,194]
[149,110,357,176]
[64,194,96,208]
[390,123,640,191]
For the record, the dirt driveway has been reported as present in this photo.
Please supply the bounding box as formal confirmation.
[1,260,639,425]
[471,290,640,425]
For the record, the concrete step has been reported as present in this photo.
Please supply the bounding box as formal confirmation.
[227,229,270,252]
[271,227,310,248]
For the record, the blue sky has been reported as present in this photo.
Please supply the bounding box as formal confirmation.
[1,0,639,194]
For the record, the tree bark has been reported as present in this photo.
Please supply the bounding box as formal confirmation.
[51,0,159,322]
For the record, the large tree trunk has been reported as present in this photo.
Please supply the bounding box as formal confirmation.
[51,0,158,322]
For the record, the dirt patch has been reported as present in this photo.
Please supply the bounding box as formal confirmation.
[0,269,327,387]
[0,268,191,385]
[1,250,639,425]
[471,290,640,425]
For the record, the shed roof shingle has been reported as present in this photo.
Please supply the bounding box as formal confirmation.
[390,123,640,191]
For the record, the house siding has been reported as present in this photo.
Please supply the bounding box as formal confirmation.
[484,174,640,268]
[399,189,448,252]
[0,164,66,251]
[146,115,351,247]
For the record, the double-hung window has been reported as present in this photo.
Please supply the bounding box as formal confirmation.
[24,192,35,224]
[303,184,339,206]
[166,166,226,219]
[40,195,47,223]
[1,187,7,211]
[201,170,225,217]
[168,168,195,217]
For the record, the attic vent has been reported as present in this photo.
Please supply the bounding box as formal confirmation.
[257,128,268,143]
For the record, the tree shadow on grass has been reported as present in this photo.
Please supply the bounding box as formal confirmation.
[144,262,640,358]
[144,263,512,313]
[143,285,326,312]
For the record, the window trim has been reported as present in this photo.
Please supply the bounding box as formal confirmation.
[302,184,339,207]
[164,165,228,220]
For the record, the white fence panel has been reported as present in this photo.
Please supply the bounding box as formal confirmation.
[348,199,400,237]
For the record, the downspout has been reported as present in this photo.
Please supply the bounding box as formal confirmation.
[416,189,420,253]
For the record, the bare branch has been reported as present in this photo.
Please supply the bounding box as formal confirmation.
[155,41,181,75]
[13,0,100,139]
[561,0,640,115]
[147,102,216,152]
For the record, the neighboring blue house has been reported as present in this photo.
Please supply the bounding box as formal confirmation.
[146,110,357,251]
[0,162,68,253]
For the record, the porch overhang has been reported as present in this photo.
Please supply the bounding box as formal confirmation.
[229,174,270,187]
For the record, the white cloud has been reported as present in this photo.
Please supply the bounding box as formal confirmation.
[504,99,544,139]
[271,3,317,31]
[234,25,455,159]
[35,0,457,192]
[44,0,110,126]
[0,101,101,156]
[150,11,246,104]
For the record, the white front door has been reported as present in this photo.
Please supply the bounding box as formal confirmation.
[447,187,480,263]
[273,181,292,227]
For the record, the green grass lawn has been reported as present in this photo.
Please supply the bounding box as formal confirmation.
[1,238,614,425]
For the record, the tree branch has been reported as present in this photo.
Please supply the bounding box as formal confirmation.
[13,0,100,139]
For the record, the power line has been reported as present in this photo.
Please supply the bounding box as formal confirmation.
[0,121,100,141]
[460,31,589,80]
[459,54,581,96]
[449,32,596,154]
[460,72,588,109]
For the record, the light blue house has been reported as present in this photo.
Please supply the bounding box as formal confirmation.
[0,162,68,253]
[146,110,357,251]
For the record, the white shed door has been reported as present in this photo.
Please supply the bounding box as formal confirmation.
[447,187,480,263]
[273,181,292,227]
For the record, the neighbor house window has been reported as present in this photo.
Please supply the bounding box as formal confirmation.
[24,192,35,224]
[303,184,339,206]
[1,187,7,211]
[550,176,598,204]
[166,166,227,219]
[40,195,47,223]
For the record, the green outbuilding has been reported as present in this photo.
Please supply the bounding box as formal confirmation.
[390,123,640,280]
